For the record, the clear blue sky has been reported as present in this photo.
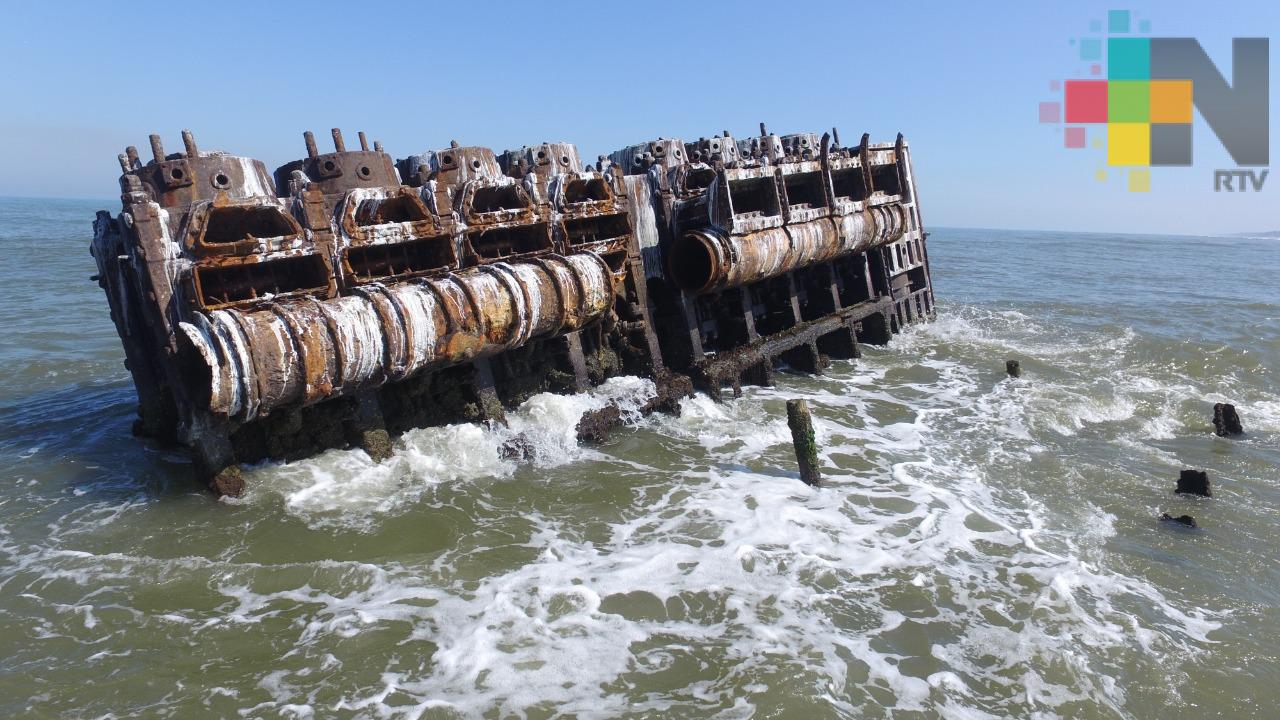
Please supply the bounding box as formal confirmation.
[0,1,1275,234]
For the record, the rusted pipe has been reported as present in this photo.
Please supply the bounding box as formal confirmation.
[669,204,906,294]
[304,131,319,159]
[332,128,346,153]
[177,252,616,421]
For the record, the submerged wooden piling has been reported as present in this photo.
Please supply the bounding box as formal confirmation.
[1160,512,1198,528]
[786,399,821,486]
[1176,469,1212,497]
[1213,403,1243,437]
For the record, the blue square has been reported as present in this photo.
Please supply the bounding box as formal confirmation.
[1090,19,1103,33]
[1139,19,1151,33]
[1080,37,1102,61]
[1109,10,1131,34]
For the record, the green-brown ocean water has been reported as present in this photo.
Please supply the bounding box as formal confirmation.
[1,197,1277,718]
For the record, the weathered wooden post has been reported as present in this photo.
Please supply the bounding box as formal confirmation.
[1213,403,1243,436]
[1176,469,1212,497]
[1005,359,1021,378]
[786,399,821,486]
[1160,513,1198,528]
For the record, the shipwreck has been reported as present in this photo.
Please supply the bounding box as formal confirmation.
[91,125,934,496]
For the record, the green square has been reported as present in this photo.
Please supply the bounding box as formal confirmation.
[1109,81,1149,122]
[1108,37,1150,79]
[1109,9,1130,33]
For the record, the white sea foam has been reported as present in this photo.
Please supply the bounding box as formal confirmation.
[179,342,1226,717]
[5,301,1260,717]
[243,376,657,529]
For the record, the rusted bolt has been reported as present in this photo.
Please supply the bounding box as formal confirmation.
[181,129,198,157]
[149,134,165,163]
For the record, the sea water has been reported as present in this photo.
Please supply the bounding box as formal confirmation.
[0,197,1277,718]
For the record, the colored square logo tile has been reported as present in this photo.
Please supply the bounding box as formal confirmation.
[1040,102,1061,123]
[1090,19,1103,33]
[1108,37,1150,80]
[1128,169,1150,192]
[1080,37,1102,61]
[1150,80,1192,123]
[1108,123,1150,165]
[1151,123,1192,166]
[1109,10,1131,33]
[1065,127,1086,148]
[1065,80,1108,123]
[1091,64,1102,76]
[1108,81,1149,122]
[1139,19,1151,33]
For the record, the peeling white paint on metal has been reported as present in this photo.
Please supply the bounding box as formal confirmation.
[230,156,273,199]
[178,251,617,421]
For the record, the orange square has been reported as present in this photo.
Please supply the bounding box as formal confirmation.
[1150,80,1192,123]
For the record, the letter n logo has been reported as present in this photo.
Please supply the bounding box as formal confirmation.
[1149,38,1269,166]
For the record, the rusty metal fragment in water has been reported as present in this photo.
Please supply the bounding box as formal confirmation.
[91,124,933,496]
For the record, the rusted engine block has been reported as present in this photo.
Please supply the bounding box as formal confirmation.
[91,125,932,495]
[610,125,933,400]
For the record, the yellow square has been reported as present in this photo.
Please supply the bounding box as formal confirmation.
[1150,80,1193,123]
[1095,169,1107,181]
[1128,169,1150,192]
[1108,123,1150,166]
[1092,136,1103,149]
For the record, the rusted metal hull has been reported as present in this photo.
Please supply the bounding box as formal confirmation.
[90,124,933,496]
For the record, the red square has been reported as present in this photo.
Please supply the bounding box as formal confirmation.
[1065,80,1108,123]
[1064,127,1086,148]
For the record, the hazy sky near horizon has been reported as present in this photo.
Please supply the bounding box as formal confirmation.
[0,1,1276,235]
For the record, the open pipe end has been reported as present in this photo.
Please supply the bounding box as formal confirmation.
[668,231,720,294]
